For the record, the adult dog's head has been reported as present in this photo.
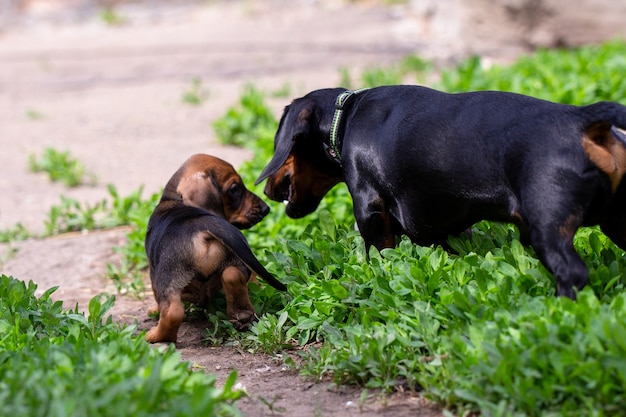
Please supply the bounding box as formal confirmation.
[163,154,269,229]
[256,88,346,218]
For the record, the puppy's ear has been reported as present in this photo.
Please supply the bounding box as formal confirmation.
[255,104,313,185]
[177,172,225,216]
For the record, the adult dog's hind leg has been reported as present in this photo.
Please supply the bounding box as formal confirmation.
[524,207,589,299]
[530,228,588,299]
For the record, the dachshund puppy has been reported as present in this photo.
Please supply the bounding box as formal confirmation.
[256,85,626,299]
[145,154,286,343]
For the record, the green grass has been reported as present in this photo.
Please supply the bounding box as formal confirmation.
[436,40,626,105]
[1,184,157,298]
[0,275,242,417]
[0,223,30,244]
[234,40,626,416]
[0,183,158,294]
[26,109,44,120]
[42,184,158,296]
[212,83,278,148]
[340,55,431,89]
[4,39,626,417]
[43,184,155,235]
[99,7,126,26]
[182,77,209,106]
[96,39,626,416]
[28,147,95,188]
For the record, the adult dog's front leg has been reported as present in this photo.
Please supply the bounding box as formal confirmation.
[353,191,395,250]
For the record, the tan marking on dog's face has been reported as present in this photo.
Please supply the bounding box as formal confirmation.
[176,154,269,228]
[582,124,626,193]
[264,155,295,202]
[264,154,341,218]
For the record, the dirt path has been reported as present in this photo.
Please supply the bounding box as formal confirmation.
[0,0,420,234]
[0,2,442,415]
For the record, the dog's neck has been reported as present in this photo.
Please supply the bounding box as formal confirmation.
[326,88,369,164]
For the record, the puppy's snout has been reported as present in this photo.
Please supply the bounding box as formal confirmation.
[231,194,270,229]
[260,200,270,217]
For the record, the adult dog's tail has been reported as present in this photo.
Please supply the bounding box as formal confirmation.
[583,101,626,130]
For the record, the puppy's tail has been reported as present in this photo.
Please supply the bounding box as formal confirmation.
[206,217,288,291]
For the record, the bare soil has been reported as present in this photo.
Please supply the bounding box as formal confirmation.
[1,1,623,416]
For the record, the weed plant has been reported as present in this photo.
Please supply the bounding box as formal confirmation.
[29,148,95,187]
[212,83,278,148]
[43,185,155,236]
[0,223,30,244]
[100,7,125,26]
[0,275,242,416]
[38,184,157,295]
[182,77,209,106]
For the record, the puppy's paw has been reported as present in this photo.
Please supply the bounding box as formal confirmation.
[145,326,177,344]
[230,310,258,332]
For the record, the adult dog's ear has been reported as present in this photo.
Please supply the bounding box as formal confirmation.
[255,103,313,185]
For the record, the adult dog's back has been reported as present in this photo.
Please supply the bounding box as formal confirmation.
[256,85,626,299]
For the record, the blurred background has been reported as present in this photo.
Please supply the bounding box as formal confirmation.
[1,0,625,233]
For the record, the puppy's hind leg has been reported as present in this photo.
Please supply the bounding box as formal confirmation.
[145,294,185,343]
[221,266,257,331]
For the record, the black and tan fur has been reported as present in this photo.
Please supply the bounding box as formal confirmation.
[257,85,626,299]
[145,154,286,343]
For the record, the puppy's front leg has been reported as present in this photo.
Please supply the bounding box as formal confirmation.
[221,266,257,330]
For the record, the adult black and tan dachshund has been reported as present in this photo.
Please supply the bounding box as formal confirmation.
[256,85,626,299]
[146,154,286,343]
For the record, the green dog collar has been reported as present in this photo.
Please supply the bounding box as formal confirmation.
[329,88,369,163]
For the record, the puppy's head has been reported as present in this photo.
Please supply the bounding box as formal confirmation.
[166,154,269,229]
[255,89,345,218]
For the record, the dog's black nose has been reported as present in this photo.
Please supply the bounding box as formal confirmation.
[261,202,270,216]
